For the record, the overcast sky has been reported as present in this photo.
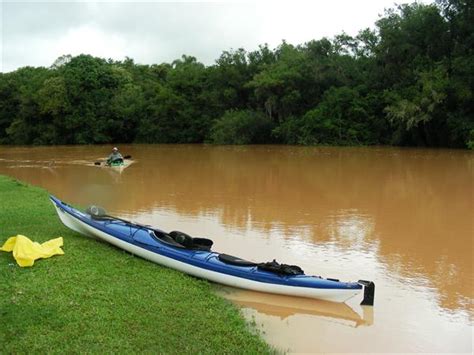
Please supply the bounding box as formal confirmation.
[1,0,433,72]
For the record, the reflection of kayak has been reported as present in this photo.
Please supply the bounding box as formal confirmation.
[217,287,373,327]
[50,196,374,304]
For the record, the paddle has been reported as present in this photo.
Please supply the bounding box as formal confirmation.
[94,155,132,165]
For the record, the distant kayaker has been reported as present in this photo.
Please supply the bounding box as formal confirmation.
[106,147,123,165]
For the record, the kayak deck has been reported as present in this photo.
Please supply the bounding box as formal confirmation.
[50,195,375,304]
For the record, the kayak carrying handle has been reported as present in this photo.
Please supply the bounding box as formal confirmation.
[358,280,375,306]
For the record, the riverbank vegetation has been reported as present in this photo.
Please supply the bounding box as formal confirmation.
[0,0,472,148]
[0,175,272,353]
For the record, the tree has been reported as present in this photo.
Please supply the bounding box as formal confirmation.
[209,109,273,144]
[278,87,377,145]
[246,42,307,122]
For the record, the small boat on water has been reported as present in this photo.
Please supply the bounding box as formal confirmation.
[103,159,134,172]
[94,155,134,172]
[50,196,375,305]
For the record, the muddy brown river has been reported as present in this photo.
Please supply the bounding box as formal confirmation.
[0,144,472,353]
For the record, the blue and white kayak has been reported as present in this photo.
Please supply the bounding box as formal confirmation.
[50,196,374,305]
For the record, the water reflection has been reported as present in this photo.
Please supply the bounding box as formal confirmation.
[0,144,472,353]
[217,286,374,327]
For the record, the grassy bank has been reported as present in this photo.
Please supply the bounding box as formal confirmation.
[0,175,271,353]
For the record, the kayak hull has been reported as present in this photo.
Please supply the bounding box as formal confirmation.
[50,196,365,303]
[103,160,134,172]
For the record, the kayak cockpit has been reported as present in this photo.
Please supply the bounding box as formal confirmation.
[151,230,213,251]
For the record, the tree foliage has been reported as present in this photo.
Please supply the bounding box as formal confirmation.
[0,1,472,148]
[209,109,274,145]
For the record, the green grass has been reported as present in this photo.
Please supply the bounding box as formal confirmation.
[0,175,272,353]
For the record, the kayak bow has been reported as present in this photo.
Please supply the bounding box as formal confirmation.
[50,196,374,305]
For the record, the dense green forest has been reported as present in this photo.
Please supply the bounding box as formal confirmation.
[0,0,472,148]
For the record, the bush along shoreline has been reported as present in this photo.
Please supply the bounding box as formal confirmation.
[0,1,472,149]
[0,175,272,353]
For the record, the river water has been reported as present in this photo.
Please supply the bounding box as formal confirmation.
[0,144,472,353]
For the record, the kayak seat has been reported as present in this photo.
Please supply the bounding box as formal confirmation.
[169,231,213,251]
[152,230,185,248]
[218,254,258,267]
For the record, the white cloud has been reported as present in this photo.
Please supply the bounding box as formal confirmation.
[52,25,128,60]
[1,0,434,72]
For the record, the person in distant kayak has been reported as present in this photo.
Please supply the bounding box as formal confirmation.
[106,147,123,165]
